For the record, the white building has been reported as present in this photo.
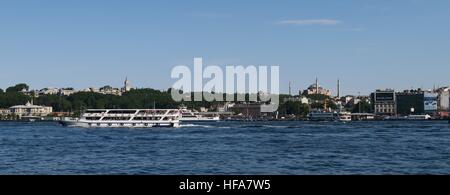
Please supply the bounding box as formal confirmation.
[59,88,77,96]
[0,109,11,115]
[438,87,450,111]
[100,86,122,96]
[80,87,100,93]
[39,88,59,95]
[341,95,354,105]
[10,101,53,117]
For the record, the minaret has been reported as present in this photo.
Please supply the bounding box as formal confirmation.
[124,77,131,92]
[289,81,292,96]
[315,77,319,94]
[337,79,341,98]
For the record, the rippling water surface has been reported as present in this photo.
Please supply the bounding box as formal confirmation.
[1,121,450,174]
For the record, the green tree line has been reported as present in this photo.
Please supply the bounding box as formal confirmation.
[0,84,275,113]
[1,84,368,117]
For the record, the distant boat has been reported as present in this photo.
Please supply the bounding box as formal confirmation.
[407,114,431,120]
[21,116,42,122]
[308,110,351,122]
[59,109,181,128]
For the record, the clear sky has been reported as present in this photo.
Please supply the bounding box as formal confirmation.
[1,0,449,95]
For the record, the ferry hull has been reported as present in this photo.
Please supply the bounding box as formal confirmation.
[180,117,220,122]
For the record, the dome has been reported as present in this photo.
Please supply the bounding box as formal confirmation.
[308,84,322,89]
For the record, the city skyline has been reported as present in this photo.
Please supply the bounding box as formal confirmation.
[1,0,450,94]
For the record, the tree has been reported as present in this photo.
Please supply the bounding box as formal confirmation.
[280,101,309,117]
[6,83,29,93]
[352,101,372,113]
[306,94,330,101]
[100,85,113,91]
[309,99,337,110]
[0,92,30,108]
[0,88,3,93]
[35,94,72,112]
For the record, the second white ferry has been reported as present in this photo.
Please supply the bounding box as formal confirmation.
[60,109,181,128]
[308,110,352,122]
[179,108,220,122]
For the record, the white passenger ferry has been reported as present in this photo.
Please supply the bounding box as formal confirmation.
[59,109,181,128]
[308,110,352,122]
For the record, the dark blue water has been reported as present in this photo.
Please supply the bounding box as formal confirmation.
[1,121,450,174]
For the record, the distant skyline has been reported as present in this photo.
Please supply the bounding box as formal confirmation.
[1,0,450,95]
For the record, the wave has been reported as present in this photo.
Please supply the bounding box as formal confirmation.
[180,124,213,128]
[263,125,290,129]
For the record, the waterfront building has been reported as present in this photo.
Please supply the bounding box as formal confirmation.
[228,103,271,118]
[9,101,53,117]
[371,89,396,116]
[438,87,450,111]
[303,78,332,96]
[436,87,450,119]
[0,109,11,115]
[396,89,425,116]
[424,91,438,114]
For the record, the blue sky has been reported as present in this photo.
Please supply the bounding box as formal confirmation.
[1,0,449,95]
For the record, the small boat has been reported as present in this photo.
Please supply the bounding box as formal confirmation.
[308,110,352,122]
[338,112,352,122]
[407,114,431,120]
[59,109,181,128]
[21,116,42,122]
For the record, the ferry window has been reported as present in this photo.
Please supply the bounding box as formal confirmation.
[109,110,136,114]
